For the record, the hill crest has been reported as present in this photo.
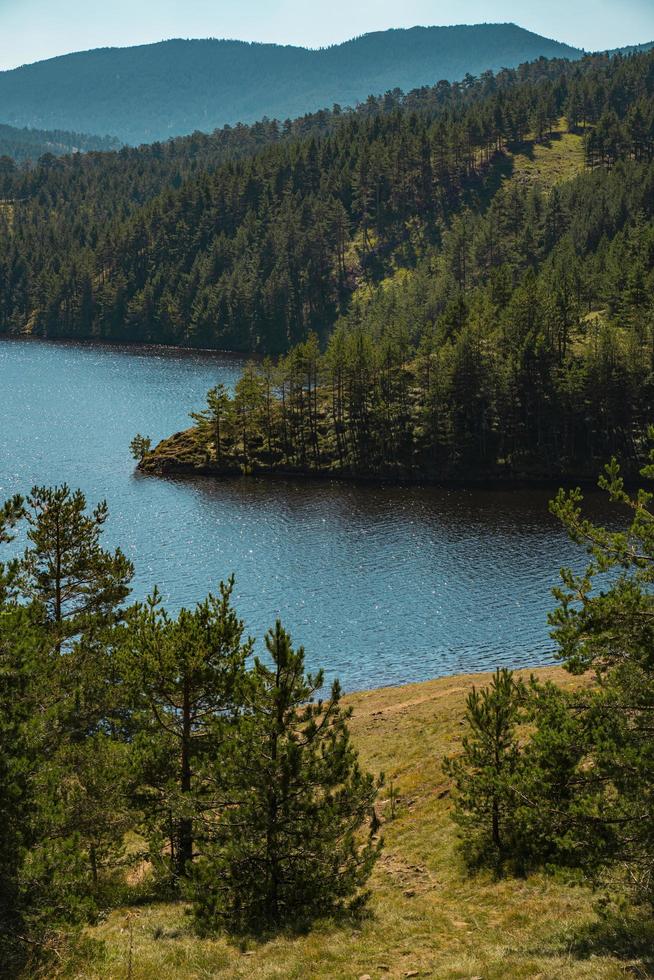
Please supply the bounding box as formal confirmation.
[0,24,582,144]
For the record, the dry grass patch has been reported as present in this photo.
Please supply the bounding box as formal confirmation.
[0,200,15,230]
[508,126,586,192]
[57,667,650,979]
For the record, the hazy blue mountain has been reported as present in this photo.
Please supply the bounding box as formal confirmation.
[0,24,583,144]
[610,40,654,55]
[0,122,120,162]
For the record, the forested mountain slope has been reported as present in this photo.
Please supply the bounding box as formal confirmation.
[0,106,354,248]
[136,49,654,482]
[0,25,582,143]
[144,150,654,480]
[3,48,654,485]
[0,123,120,163]
[0,52,629,352]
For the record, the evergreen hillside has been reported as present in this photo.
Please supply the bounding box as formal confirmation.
[3,49,654,481]
[134,48,654,483]
[0,24,583,143]
[0,123,120,163]
[0,52,622,351]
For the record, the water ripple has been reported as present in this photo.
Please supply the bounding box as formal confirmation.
[1,337,611,692]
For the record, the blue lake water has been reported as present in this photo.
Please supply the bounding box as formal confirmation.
[0,337,605,691]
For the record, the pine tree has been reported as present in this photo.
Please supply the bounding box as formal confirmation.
[505,679,597,868]
[0,494,24,546]
[3,490,137,926]
[0,496,38,969]
[19,485,133,653]
[444,668,527,864]
[449,444,654,900]
[190,384,232,465]
[0,606,48,969]
[192,621,382,934]
[130,433,152,461]
[23,728,134,927]
[123,578,251,884]
[545,443,654,904]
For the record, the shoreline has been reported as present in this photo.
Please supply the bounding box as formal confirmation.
[0,331,251,362]
[141,420,642,491]
[343,662,568,709]
[141,452,612,492]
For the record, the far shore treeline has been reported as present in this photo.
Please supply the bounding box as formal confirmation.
[1,50,653,358]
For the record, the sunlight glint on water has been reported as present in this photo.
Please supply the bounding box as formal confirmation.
[0,337,600,690]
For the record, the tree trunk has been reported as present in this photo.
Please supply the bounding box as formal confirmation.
[265,666,282,923]
[492,797,501,850]
[90,843,98,888]
[177,681,193,879]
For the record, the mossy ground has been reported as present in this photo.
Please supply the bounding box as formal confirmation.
[54,666,653,979]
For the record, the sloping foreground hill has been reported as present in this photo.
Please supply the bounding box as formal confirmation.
[0,24,582,143]
[54,666,653,979]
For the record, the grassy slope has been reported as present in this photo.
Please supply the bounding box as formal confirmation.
[60,666,652,979]
[508,128,586,190]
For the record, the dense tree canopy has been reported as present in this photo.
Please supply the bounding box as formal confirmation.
[121,47,654,481]
[146,157,654,479]
[3,50,652,353]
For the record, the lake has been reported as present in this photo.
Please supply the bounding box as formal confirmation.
[0,337,604,691]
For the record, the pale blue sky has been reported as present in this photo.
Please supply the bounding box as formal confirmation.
[2,0,654,70]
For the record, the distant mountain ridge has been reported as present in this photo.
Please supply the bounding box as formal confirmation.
[611,40,654,56]
[0,122,121,163]
[0,24,583,144]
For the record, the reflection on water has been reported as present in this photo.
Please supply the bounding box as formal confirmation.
[1,337,613,690]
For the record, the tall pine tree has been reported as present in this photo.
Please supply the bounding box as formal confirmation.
[193,622,382,934]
